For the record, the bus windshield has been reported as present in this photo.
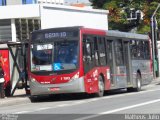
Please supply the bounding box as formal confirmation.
[30,40,78,72]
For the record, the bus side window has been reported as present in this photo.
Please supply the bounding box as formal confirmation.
[83,35,96,73]
[86,43,92,60]
[115,40,124,66]
[97,37,106,66]
[83,39,92,62]
[94,36,100,66]
[130,40,137,59]
[144,41,150,59]
[137,41,145,59]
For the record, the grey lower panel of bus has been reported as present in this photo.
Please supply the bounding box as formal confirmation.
[132,60,153,87]
[141,74,153,86]
[110,60,153,90]
[30,77,85,96]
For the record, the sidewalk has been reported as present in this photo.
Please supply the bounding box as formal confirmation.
[151,77,160,85]
[0,78,160,107]
[0,89,31,107]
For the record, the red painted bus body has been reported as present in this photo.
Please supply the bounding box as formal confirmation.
[28,26,153,97]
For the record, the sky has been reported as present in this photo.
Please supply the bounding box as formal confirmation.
[64,0,90,4]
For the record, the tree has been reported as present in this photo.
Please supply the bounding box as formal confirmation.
[90,0,160,33]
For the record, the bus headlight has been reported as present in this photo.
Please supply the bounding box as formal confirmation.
[70,72,79,82]
[31,77,36,82]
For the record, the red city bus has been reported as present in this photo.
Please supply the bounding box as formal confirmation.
[28,26,153,99]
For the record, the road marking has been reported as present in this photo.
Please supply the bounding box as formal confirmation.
[14,111,30,114]
[101,99,160,114]
[100,88,160,101]
[73,101,87,105]
[0,103,32,109]
[3,88,160,114]
[57,104,70,107]
[14,107,53,114]
[89,98,99,101]
[39,107,51,110]
[74,98,160,120]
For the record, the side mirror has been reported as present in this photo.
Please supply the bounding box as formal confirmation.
[85,43,92,63]
[86,43,91,56]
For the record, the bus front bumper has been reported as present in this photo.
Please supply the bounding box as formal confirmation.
[29,77,85,96]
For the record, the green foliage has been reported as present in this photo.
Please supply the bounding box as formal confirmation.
[90,0,160,34]
[137,24,150,34]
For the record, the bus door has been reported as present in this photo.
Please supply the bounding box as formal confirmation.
[83,35,95,74]
[114,39,127,88]
[106,40,116,87]
[123,41,132,86]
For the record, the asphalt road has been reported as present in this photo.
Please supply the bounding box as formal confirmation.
[0,83,160,120]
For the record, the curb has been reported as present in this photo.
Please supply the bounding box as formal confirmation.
[0,97,31,107]
[143,78,160,88]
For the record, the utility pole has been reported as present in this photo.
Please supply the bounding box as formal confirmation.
[151,3,160,78]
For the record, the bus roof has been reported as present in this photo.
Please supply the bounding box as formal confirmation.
[106,30,149,40]
[32,26,149,40]
[32,26,82,34]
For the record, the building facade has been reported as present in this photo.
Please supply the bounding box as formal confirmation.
[0,4,108,42]
[0,0,65,42]
[0,2,108,95]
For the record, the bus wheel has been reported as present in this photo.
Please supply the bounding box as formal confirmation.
[127,74,141,92]
[95,76,104,97]
[30,95,39,102]
[135,74,141,92]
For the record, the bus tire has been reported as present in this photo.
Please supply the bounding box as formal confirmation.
[95,75,104,97]
[127,74,141,92]
[127,87,134,92]
[30,95,39,103]
[134,74,142,92]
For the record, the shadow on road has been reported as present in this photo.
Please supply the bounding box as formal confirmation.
[29,89,134,103]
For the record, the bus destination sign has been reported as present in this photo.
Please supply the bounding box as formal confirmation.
[32,31,78,41]
[45,32,67,39]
